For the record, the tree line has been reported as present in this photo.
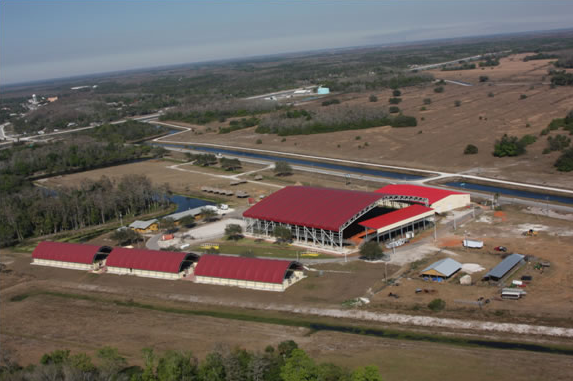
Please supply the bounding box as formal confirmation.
[89,120,169,143]
[255,106,416,136]
[0,341,383,381]
[0,140,164,195]
[0,175,171,247]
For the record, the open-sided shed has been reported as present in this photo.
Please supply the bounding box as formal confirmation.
[194,255,304,291]
[483,254,525,281]
[420,258,462,280]
[31,241,112,271]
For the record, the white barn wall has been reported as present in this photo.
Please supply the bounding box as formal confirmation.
[106,266,181,280]
[32,259,94,271]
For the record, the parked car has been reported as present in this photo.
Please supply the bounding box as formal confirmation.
[494,246,507,252]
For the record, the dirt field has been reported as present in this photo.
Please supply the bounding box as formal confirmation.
[3,292,573,381]
[161,53,573,188]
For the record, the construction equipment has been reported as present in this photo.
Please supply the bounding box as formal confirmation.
[522,229,538,237]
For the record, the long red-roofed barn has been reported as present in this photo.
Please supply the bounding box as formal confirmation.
[32,241,112,271]
[375,184,470,214]
[105,247,198,280]
[194,255,304,291]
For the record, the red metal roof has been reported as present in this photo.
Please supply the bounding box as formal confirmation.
[359,205,434,230]
[194,255,299,284]
[376,184,466,205]
[243,186,384,231]
[32,241,106,264]
[105,248,192,273]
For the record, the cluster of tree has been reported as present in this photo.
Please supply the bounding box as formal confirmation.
[89,120,168,143]
[479,57,500,67]
[274,161,293,176]
[0,175,171,247]
[554,55,573,69]
[224,223,243,240]
[523,53,559,61]
[273,226,293,243]
[0,140,165,193]
[284,109,313,120]
[360,241,386,261]
[218,117,260,134]
[550,70,573,86]
[0,341,383,381]
[189,153,219,166]
[220,157,242,171]
[441,62,476,71]
[160,101,275,125]
[555,147,573,172]
[544,134,571,154]
[388,97,401,104]
[493,134,527,157]
[256,106,416,136]
[322,99,341,107]
[464,144,478,155]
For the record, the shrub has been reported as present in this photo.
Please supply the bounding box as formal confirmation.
[369,95,378,102]
[464,144,478,154]
[256,139,262,144]
[428,298,446,311]
[547,134,571,152]
[392,89,402,97]
[355,136,361,140]
[360,241,385,261]
[321,98,341,107]
[479,76,489,82]
[520,94,528,100]
[488,92,495,98]
[555,147,573,171]
[389,106,400,114]
[434,86,444,93]
[493,134,526,157]
[423,98,432,105]
[454,100,461,107]
[388,97,402,104]
[420,106,427,111]
[519,134,537,146]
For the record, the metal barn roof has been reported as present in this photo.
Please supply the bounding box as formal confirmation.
[128,219,158,229]
[243,186,385,231]
[376,184,466,205]
[194,255,301,284]
[483,254,525,281]
[105,248,195,273]
[421,258,462,278]
[32,241,109,264]
[359,204,434,230]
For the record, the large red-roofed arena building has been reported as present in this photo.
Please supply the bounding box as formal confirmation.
[243,185,470,250]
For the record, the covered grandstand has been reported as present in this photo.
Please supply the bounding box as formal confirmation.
[32,241,112,271]
[194,255,304,291]
[376,184,470,213]
[105,248,198,280]
[242,186,437,251]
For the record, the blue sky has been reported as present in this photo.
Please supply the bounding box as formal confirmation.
[1,0,572,85]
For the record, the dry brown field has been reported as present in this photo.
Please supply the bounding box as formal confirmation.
[162,53,573,188]
[2,289,573,381]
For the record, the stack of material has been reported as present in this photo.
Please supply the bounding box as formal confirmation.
[254,175,263,181]
[459,274,472,285]
[236,191,250,198]
[230,180,247,186]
